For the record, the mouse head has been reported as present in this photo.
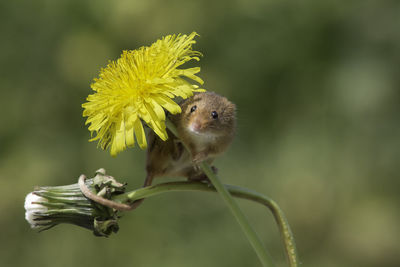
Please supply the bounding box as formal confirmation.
[180,92,236,137]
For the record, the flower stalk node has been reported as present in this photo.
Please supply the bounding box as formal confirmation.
[78,171,133,211]
[92,168,127,199]
[93,217,119,237]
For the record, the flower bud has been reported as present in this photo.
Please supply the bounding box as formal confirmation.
[24,170,124,237]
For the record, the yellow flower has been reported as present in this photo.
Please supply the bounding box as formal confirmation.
[82,32,204,156]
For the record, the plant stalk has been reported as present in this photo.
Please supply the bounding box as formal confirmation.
[162,118,277,267]
[114,181,298,266]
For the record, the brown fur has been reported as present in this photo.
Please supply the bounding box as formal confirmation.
[146,92,236,180]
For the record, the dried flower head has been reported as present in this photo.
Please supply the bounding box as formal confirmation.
[82,32,204,156]
[24,169,123,237]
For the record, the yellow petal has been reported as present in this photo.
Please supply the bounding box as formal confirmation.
[150,99,166,121]
[111,119,126,156]
[154,95,181,114]
[150,121,168,141]
[173,67,204,85]
[125,122,135,148]
[144,103,167,139]
[134,119,147,149]
[139,105,151,123]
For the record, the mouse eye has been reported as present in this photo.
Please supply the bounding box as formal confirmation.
[211,111,218,119]
[190,105,197,113]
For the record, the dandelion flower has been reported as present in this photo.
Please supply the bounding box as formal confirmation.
[82,32,204,156]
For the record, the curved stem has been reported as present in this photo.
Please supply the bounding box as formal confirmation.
[200,162,274,267]
[164,118,277,266]
[114,181,298,266]
[165,119,274,266]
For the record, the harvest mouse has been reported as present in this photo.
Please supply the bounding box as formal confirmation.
[79,92,236,210]
[146,91,236,183]
[128,92,236,209]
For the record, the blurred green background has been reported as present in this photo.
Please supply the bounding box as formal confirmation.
[1,0,399,266]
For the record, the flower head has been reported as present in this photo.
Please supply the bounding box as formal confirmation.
[24,169,123,237]
[82,32,205,156]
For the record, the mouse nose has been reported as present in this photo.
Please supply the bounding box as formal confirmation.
[190,121,202,132]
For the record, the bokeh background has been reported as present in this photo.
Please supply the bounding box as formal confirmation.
[1,0,399,266]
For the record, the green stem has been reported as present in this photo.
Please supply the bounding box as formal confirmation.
[200,162,274,266]
[114,181,298,266]
[161,119,276,266]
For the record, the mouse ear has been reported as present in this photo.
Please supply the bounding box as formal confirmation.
[221,102,236,122]
[223,100,236,113]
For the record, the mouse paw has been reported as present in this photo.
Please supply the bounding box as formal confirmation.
[192,152,208,165]
[187,173,211,184]
[193,163,201,172]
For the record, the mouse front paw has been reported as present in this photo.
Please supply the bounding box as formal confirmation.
[192,151,208,165]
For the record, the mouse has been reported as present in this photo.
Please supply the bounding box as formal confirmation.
[125,92,236,209]
[145,91,237,183]
[79,92,236,211]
